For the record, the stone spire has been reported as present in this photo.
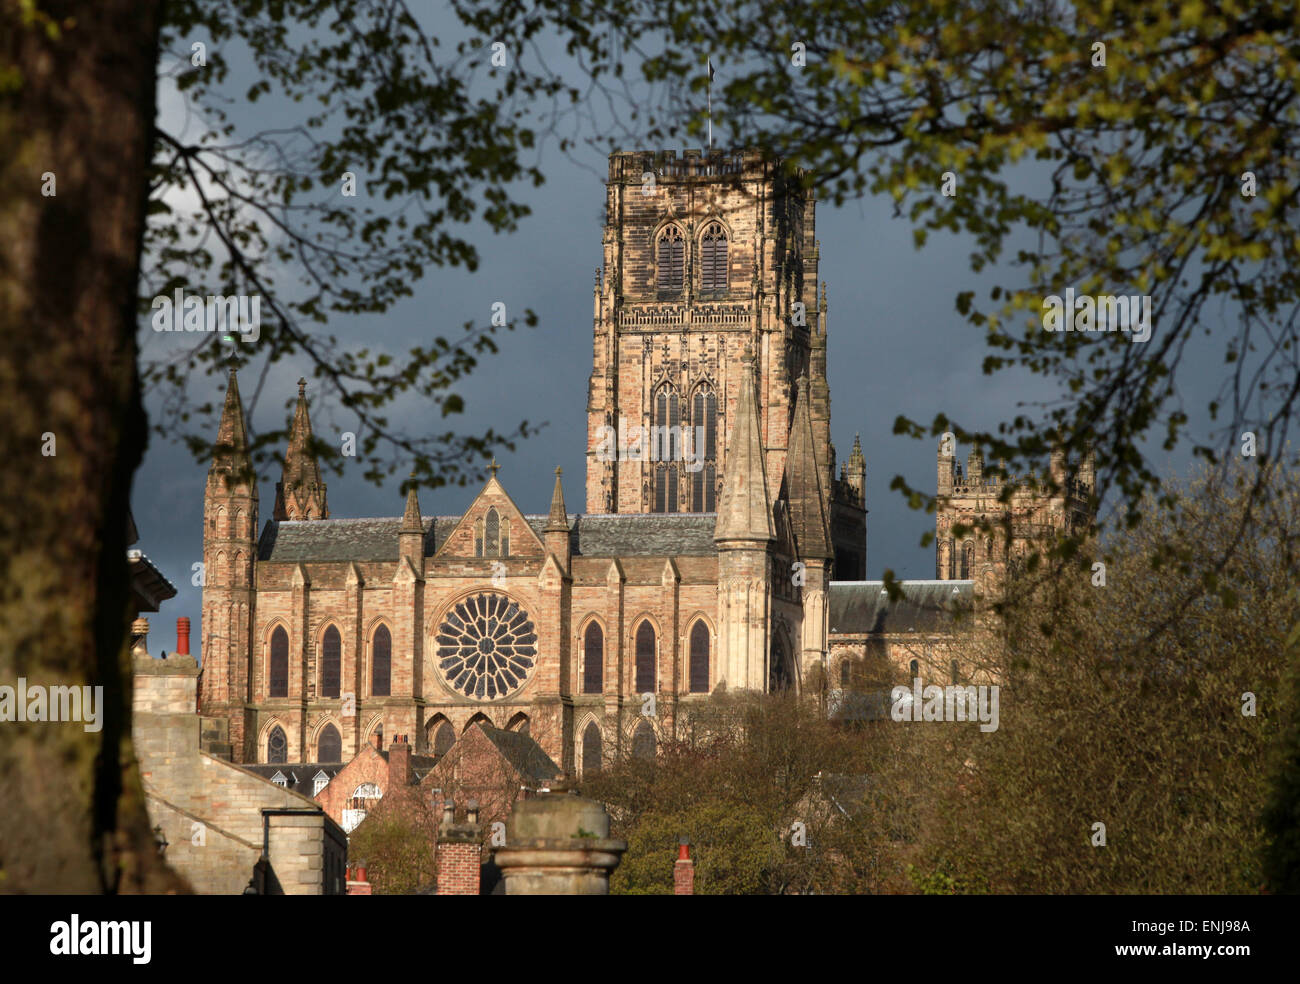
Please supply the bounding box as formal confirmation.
[274,378,329,521]
[846,433,866,505]
[544,467,571,568]
[545,467,569,533]
[715,350,774,545]
[399,471,423,572]
[786,374,832,560]
[211,367,252,481]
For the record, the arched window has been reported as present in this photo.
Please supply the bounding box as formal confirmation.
[656,225,684,292]
[485,508,500,558]
[474,516,484,557]
[582,721,602,776]
[507,712,530,735]
[961,541,973,579]
[840,659,852,688]
[909,658,920,680]
[632,720,656,761]
[635,621,656,694]
[317,724,342,763]
[500,520,509,558]
[269,626,289,698]
[652,386,681,513]
[769,636,793,692]
[431,719,455,757]
[372,625,391,697]
[267,725,287,764]
[583,622,604,694]
[321,625,341,698]
[699,222,728,290]
[688,621,710,693]
[690,386,718,512]
[951,658,960,684]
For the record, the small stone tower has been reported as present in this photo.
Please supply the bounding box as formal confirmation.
[201,369,258,760]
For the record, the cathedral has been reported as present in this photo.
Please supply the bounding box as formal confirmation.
[198,149,1093,776]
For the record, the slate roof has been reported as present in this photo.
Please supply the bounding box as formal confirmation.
[827,580,974,635]
[244,763,340,797]
[258,513,719,562]
[378,748,440,784]
[475,724,561,784]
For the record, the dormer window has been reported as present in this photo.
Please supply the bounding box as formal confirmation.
[312,771,330,797]
[270,770,288,788]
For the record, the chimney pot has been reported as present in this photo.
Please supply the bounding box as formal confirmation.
[176,616,191,655]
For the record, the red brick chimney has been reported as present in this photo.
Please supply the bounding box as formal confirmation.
[388,734,411,788]
[372,730,383,751]
[436,799,483,895]
[176,617,191,656]
[674,837,695,895]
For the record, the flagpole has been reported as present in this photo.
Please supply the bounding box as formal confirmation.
[707,57,712,149]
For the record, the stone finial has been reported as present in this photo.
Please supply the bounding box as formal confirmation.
[442,800,455,826]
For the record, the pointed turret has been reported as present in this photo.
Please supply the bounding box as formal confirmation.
[544,467,571,568]
[786,374,832,561]
[274,378,329,521]
[211,367,253,486]
[715,350,774,545]
[399,471,424,573]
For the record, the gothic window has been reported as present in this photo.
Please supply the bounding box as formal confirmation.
[583,621,604,694]
[690,386,718,511]
[372,625,391,697]
[317,724,341,763]
[500,520,509,558]
[435,593,537,700]
[267,726,287,764]
[507,712,530,735]
[632,720,656,761]
[431,719,455,757]
[635,621,656,693]
[485,508,500,558]
[769,636,794,692]
[951,658,961,684]
[474,516,484,557]
[321,625,341,698]
[269,626,289,698]
[688,620,710,693]
[656,225,684,292]
[909,658,920,680]
[961,540,973,579]
[840,659,852,688]
[947,538,956,580]
[652,386,681,513]
[582,721,602,776]
[699,222,728,290]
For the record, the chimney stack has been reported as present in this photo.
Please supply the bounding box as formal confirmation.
[389,734,411,788]
[674,836,695,895]
[436,798,483,895]
[176,616,191,655]
[346,861,372,896]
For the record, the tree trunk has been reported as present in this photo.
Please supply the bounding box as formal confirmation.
[0,0,187,892]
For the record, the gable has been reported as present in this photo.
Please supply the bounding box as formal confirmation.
[433,477,546,562]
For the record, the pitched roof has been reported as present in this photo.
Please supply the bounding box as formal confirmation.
[827,580,974,635]
[476,725,560,784]
[243,763,341,797]
[258,513,720,563]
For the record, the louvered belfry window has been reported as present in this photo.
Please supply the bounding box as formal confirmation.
[691,386,718,511]
[657,226,684,292]
[653,386,681,513]
[269,626,289,698]
[699,222,728,290]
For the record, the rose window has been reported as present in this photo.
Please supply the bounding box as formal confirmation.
[436,593,537,700]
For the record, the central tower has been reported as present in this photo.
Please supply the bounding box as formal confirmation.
[586,149,827,520]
